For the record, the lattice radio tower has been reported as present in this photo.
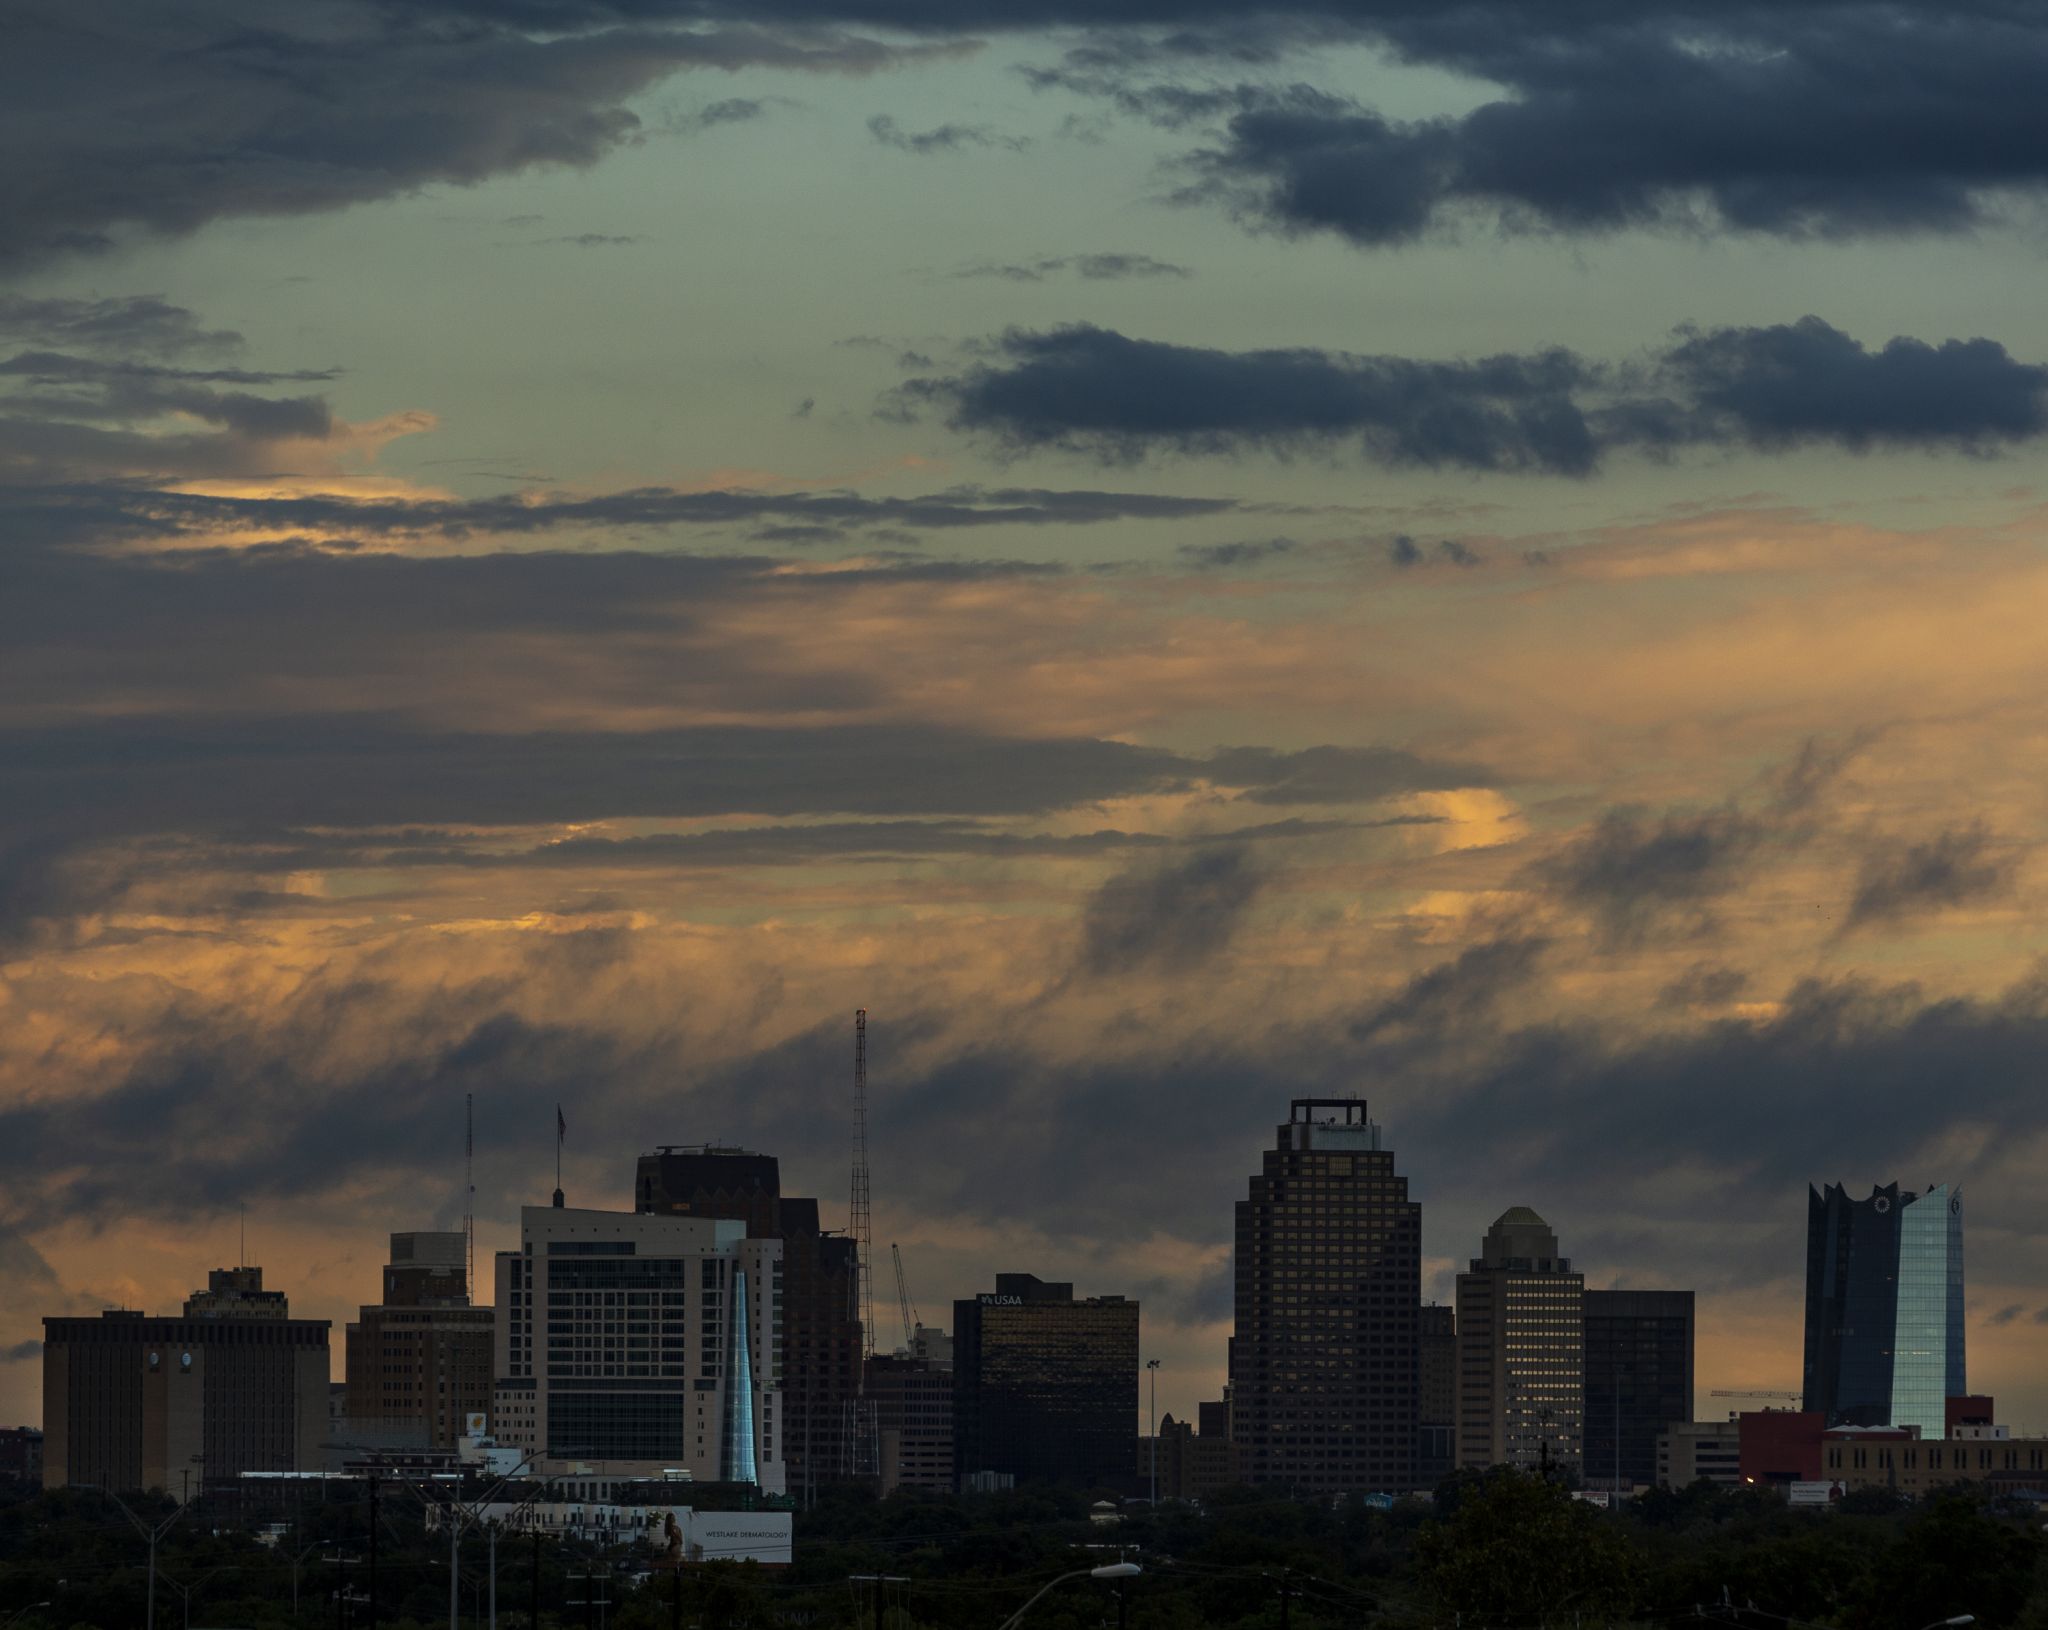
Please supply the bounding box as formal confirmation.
[464,1092,476,1297]
[852,1010,874,1360]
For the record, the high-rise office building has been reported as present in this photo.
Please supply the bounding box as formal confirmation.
[634,1146,863,1495]
[1803,1181,1964,1437]
[1417,1304,1457,1487]
[492,1205,784,1492]
[344,1232,494,1451]
[1232,1099,1422,1493]
[953,1273,1138,1490]
[42,1267,329,1500]
[1583,1289,1694,1492]
[1456,1208,1583,1473]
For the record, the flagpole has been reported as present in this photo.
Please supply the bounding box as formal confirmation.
[552,1105,565,1209]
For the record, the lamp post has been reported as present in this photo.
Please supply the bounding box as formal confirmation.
[994,1562,1141,1630]
[1145,1360,1160,1506]
[1916,1619,1975,1629]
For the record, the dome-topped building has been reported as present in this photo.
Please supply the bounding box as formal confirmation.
[1457,1205,1584,1474]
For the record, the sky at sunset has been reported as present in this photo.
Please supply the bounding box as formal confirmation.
[6,0,2048,1436]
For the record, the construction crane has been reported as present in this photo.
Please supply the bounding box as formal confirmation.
[1710,1389,1804,1402]
[892,1243,921,1352]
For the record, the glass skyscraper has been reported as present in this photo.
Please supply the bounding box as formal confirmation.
[1802,1182,1964,1438]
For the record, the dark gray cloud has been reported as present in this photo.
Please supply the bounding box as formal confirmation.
[0,1341,40,1364]
[1167,14,2048,247]
[0,2,958,267]
[1769,731,1872,816]
[0,717,1190,839]
[895,320,2048,471]
[1204,743,1491,804]
[953,252,1192,281]
[7,1,2044,269]
[1844,823,2017,930]
[1988,1303,2023,1326]
[536,232,644,246]
[868,115,1028,154]
[692,97,773,127]
[1656,962,1751,1011]
[2,479,1244,552]
[1079,845,1263,974]
[0,294,243,358]
[1352,935,1550,1044]
[1177,536,1300,569]
[1538,806,1765,946]
[1661,318,2048,451]
[1389,534,1480,567]
[896,324,1604,472]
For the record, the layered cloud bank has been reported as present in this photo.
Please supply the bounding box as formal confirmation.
[895,320,2048,470]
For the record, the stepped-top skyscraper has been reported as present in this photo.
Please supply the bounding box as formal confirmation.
[1803,1181,1964,1438]
[1232,1099,1421,1493]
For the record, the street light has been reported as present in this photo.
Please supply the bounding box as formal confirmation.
[994,1562,1142,1630]
[1,1604,52,1628]
[1916,1619,1974,1629]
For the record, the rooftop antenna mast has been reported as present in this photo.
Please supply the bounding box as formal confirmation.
[852,1010,874,1362]
[464,1093,476,1297]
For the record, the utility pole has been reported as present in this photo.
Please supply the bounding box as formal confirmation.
[95,1485,191,1630]
[532,1532,542,1630]
[1278,1570,1291,1630]
[849,1574,908,1630]
[488,1522,498,1630]
[367,1475,378,1630]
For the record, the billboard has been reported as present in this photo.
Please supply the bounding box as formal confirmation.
[688,1510,794,1566]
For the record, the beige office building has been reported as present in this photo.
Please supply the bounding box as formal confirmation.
[1658,1418,1742,1487]
[1456,1208,1584,1473]
[43,1267,329,1501]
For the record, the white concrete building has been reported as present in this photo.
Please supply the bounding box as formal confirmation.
[493,1205,784,1494]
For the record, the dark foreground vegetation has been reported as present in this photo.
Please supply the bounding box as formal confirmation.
[0,1470,2041,1630]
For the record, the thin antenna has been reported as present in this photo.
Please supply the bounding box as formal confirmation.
[240,1203,247,1269]
[464,1093,476,1296]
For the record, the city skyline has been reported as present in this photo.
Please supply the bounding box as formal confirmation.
[9,1103,2021,1439]
[6,0,2048,1446]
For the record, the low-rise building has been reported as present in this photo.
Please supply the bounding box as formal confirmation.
[1136,1411,1236,1502]
[1823,1420,2048,1498]
[0,1427,44,1484]
[1657,1419,1741,1488]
